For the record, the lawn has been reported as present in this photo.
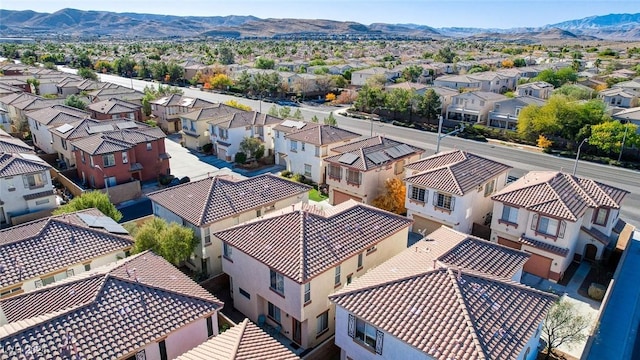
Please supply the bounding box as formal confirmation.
[309,188,328,202]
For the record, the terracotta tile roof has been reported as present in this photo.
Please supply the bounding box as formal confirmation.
[71,134,130,155]
[335,227,529,293]
[0,135,32,154]
[176,319,300,360]
[406,150,511,195]
[0,209,134,289]
[520,235,569,256]
[324,136,424,171]
[208,111,283,129]
[285,124,360,146]
[22,189,54,200]
[580,226,611,246]
[148,174,311,226]
[25,104,89,126]
[0,252,222,359]
[330,268,556,360]
[215,200,412,283]
[492,171,628,221]
[273,120,319,134]
[180,103,245,122]
[87,98,141,114]
[13,97,63,111]
[0,153,51,177]
[70,124,166,155]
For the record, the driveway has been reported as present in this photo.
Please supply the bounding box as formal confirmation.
[164,135,238,181]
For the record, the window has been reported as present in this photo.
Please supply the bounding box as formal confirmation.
[84,263,91,271]
[501,205,518,224]
[290,140,298,152]
[223,243,232,259]
[357,253,363,269]
[346,169,361,185]
[239,288,251,299]
[218,127,228,139]
[315,146,320,157]
[35,199,50,206]
[90,156,95,168]
[102,153,115,167]
[328,165,342,180]
[61,139,67,150]
[268,302,281,323]
[207,316,214,337]
[276,130,280,138]
[81,151,86,164]
[410,186,426,202]
[366,245,377,254]
[594,208,609,226]
[316,311,329,335]
[347,274,353,284]
[204,228,211,245]
[146,142,152,151]
[537,216,559,236]
[334,265,341,286]
[304,164,312,177]
[23,173,45,189]
[0,287,21,298]
[301,142,306,151]
[484,179,495,196]
[159,340,167,360]
[434,193,454,210]
[121,151,128,164]
[270,269,285,295]
[304,282,311,303]
[41,275,55,286]
[350,315,383,354]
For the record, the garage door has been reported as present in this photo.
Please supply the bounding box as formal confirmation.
[333,190,362,205]
[412,215,445,235]
[217,148,227,161]
[498,237,522,250]
[523,253,552,279]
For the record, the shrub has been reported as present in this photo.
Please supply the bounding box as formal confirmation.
[158,174,175,186]
[179,176,191,184]
[281,170,293,178]
[234,152,247,164]
[291,173,306,183]
[202,143,213,154]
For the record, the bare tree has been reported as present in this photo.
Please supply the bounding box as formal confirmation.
[542,299,592,359]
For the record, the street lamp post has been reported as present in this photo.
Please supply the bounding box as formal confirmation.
[369,107,386,137]
[572,138,590,176]
[435,115,466,154]
[618,120,629,162]
[93,165,110,200]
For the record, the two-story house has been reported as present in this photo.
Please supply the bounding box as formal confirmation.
[87,97,143,121]
[351,67,398,87]
[0,153,57,225]
[180,104,245,151]
[148,174,311,276]
[71,124,169,189]
[0,208,133,297]
[0,92,63,132]
[433,74,481,91]
[404,150,512,235]
[150,94,215,134]
[446,91,508,124]
[516,81,554,100]
[86,86,143,104]
[208,111,283,162]
[274,122,361,184]
[324,136,424,205]
[329,227,556,360]
[0,251,223,360]
[490,171,629,282]
[488,96,545,131]
[26,105,90,155]
[598,88,639,109]
[612,79,640,93]
[0,129,32,154]
[215,200,413,351]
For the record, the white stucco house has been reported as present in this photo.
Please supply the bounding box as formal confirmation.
[25,105,89,156]
[446,91,508,124]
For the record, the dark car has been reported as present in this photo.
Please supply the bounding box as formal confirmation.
[277,100,299,107]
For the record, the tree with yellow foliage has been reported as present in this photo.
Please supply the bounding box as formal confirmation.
[501,59,515,68]
[537,135,553,150]
[224,100,252,111]
[326,93,336,102]
[208,73,233,90]
[372,178,406,215]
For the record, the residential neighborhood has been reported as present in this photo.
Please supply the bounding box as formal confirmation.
[2,4,640,360]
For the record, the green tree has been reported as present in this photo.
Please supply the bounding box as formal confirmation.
[218,46,235,65]
[434,46,456,63]
[554,84,593,100]
[279,106,292,119]
[77,67,98,80]
[255,57,275,69]
[311,115,320,123]
[131,217,198,266]
[239,137,265,160]
[292,108,304,120]
[589,121,639,156]
[268,105,280,117]
[324,112,337,126]
[385,88,414,118]
[53,191,122,222]
[64,94,87,110]
[354,84,386,112]
[401,65,423,82]
[418,89,442,123]
[26,78,40,95]
[542,299,591,360]
[113,56,136,77]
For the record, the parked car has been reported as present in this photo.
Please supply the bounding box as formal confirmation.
[277,100,299,107]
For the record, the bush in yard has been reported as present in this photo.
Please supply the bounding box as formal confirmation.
[235,152,247,164]
[201,143,213,154]
[291,173,306,183]
[281,170,293,178]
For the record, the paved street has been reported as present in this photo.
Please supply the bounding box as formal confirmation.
[60,68,640,227]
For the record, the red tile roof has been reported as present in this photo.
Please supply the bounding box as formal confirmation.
[324,136,424,171]
[406,150,511,195]
[330,268,556,360]
[176,319,300,360]
[0,252,222,359]
[492,171,628,221]
[214,200,412,283]
[208,111,283,128]
[285,124,360,146]
[148,174,311,226]
[0,153,51,177]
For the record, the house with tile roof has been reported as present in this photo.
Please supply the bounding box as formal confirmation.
[612,78,640,93]
[86,85,143,104]
[324,136,424,205]
[488,96,546,131]
[207,111,283,162]
[71,123,169,190]
[516,81,554,100]
[180,104,245,151]
[446,91,508,124]
[25,104,90,155]
[490,171,629,282]
[150,94,215,134]
[0,208,133,297]
[87,97,143,122]
[0,251,223,360]
[0,130,32,154]
[176,318,301,360]
[433,74,482,91]
[274,121,361,184]
[598,87,639,109]
[330,267,556,360]
[404,150,512,235]
[148,174,311,276]
[0,92,63,132]
[214,200,413,351]
[0,153,57,225]
[351,67,399,87]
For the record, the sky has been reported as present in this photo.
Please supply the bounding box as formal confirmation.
[2,0,638,29]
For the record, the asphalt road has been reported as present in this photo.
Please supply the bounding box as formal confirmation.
[63,69,639,228]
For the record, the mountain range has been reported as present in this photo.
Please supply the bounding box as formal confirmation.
[1,8,639,41]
